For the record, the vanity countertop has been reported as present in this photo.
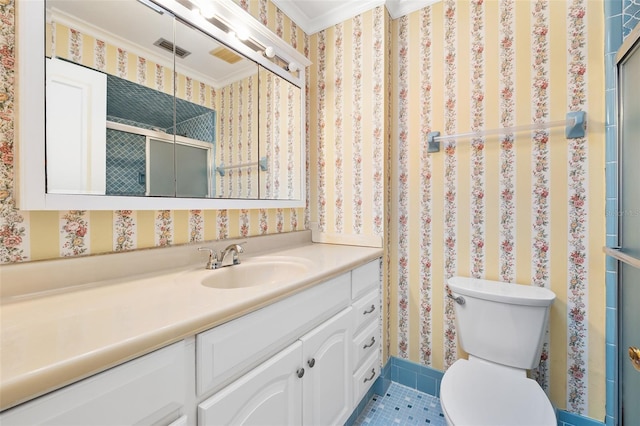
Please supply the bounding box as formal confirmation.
[0,238,382,412]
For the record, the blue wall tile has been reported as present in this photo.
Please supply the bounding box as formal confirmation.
[623,0,640,35]
[606,343,617,383]
[606,271,617,307]
[397,365,417,388]
[605,125,617,162]
[606,307,617,345]
[606,15,623,55]
[416,373,438,397]
[604,0,622,19]
[556,409,605,426]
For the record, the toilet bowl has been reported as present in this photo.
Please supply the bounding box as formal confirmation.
[440,358,556,425]
[440,276,556,426]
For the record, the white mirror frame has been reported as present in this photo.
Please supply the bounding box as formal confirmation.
[16,0,310,210]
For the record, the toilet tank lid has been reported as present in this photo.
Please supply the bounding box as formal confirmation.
[448,276,556,307]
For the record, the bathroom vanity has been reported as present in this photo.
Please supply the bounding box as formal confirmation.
[0,233,382,425]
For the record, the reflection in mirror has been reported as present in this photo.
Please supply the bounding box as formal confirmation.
[45,0,176,196]
[173,18,259,199]
[44,0,261,199]
[259,67,302,200]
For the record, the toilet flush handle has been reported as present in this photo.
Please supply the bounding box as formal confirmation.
[447,293,465,305]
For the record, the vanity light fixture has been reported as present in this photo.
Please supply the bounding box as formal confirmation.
[235,28,250,41]
[195,0,215,19]
[199,5,215,19]
[228,29,250,42]
[264,46,276,58]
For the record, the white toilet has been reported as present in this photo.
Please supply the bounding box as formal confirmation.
[439,276,557,426]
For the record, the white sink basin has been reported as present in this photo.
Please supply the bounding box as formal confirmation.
[198,256,313,289]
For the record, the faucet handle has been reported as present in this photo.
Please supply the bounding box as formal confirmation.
[198,247,220,269]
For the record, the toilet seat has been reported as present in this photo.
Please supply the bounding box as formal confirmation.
[440,359,556,426]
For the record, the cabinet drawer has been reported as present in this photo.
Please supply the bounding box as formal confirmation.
[0,342,186,425]
[196,272,351,396]
[352,288,379,334]
[353,352,380,406]
[351,259,381,300]
[353,320,380,372]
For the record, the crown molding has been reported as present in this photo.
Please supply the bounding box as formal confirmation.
[385,0,441,19]
[271,0,441,35]
[271,0,384,35]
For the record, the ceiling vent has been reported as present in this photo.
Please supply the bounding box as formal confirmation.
[154,38,191,59]
[209,46,243,64]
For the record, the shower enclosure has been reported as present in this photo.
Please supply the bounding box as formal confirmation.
[615,23,640,426]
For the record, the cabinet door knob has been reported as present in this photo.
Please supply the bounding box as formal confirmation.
[307,358,316,368]
[297,368,305,378]
[363,337,376,349]
[363,305,376,315]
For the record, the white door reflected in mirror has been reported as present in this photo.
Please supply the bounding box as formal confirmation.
[46,57,106,195]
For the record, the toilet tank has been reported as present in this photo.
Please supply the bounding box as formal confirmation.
[448,276,555,370]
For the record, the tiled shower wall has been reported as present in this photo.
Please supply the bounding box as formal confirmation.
[105,128,146,196]
[605,1,638,425]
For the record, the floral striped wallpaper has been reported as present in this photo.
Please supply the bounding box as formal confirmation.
[305,0,605,420]
[385,0,605,419]
[259,69,302,200]
[307,7,387,240]
[215,74,260,199]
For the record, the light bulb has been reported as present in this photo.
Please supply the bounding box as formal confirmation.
[197,0,215,18]
[287,62,298,72]
[235,29,250,41]
[264,46,275,58]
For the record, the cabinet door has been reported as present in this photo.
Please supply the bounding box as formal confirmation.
[198,342,303,426]
[300,307,353,426]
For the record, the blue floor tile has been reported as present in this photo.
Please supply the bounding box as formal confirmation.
[353,382,446,426]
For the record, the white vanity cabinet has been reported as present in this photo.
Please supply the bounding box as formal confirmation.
[0,342,187,425]
[196,271,354,426]
[198,258,382,426]
[0,256,383,426]
[195,272,352,397]
[199,307,353,426]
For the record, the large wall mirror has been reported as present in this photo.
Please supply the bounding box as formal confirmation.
[16,0,309,210]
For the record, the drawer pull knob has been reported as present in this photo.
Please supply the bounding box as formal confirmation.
[363,337,376,349]
[307,358,316,368]
[297,368,305,378]
[363,305,376,315]
[363,368,376,383]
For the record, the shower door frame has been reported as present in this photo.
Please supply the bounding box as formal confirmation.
[614,23,640,426]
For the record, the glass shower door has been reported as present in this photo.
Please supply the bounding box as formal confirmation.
[617,26,640,426]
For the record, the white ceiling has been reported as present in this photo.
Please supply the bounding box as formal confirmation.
[271,0,441,35]
[47,0,258,88]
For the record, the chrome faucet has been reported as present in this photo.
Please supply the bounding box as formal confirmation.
[198,242,245,270]
[219,243,244,266]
